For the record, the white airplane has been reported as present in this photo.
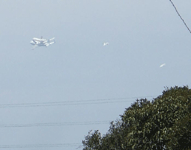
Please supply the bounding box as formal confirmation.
[160,63,166,68]
[30,36,55,49]
[103,42,109,46]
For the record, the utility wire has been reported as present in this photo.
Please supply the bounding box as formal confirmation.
[0,121,111,128]
[169,0,191,34]
[0,96,155,108]
[0,143,82,148]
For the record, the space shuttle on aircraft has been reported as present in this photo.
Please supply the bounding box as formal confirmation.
[30,36,55,50]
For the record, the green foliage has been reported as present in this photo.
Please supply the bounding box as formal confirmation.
[82,86,191,150]
[82,130,102,150]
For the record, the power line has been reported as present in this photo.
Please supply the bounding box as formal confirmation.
[169,0,191,34]
[0,121,112,128]
[0,143,82,148]
[0,96,155,108]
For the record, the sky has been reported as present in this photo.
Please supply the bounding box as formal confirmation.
[0,0,191,149]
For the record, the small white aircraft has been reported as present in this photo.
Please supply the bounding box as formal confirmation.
[30,36,55,49]
[160,63,166,68]
[103,42,109,46]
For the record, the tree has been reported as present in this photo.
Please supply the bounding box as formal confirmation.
[82,86,191,149]
[82,130,102,150]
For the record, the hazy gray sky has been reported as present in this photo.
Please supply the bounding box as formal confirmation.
[0,0,191,149]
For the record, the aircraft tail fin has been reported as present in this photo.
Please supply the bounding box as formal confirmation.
[49,37,55,41]
[48,37,55,45]
[49,42,54,45]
